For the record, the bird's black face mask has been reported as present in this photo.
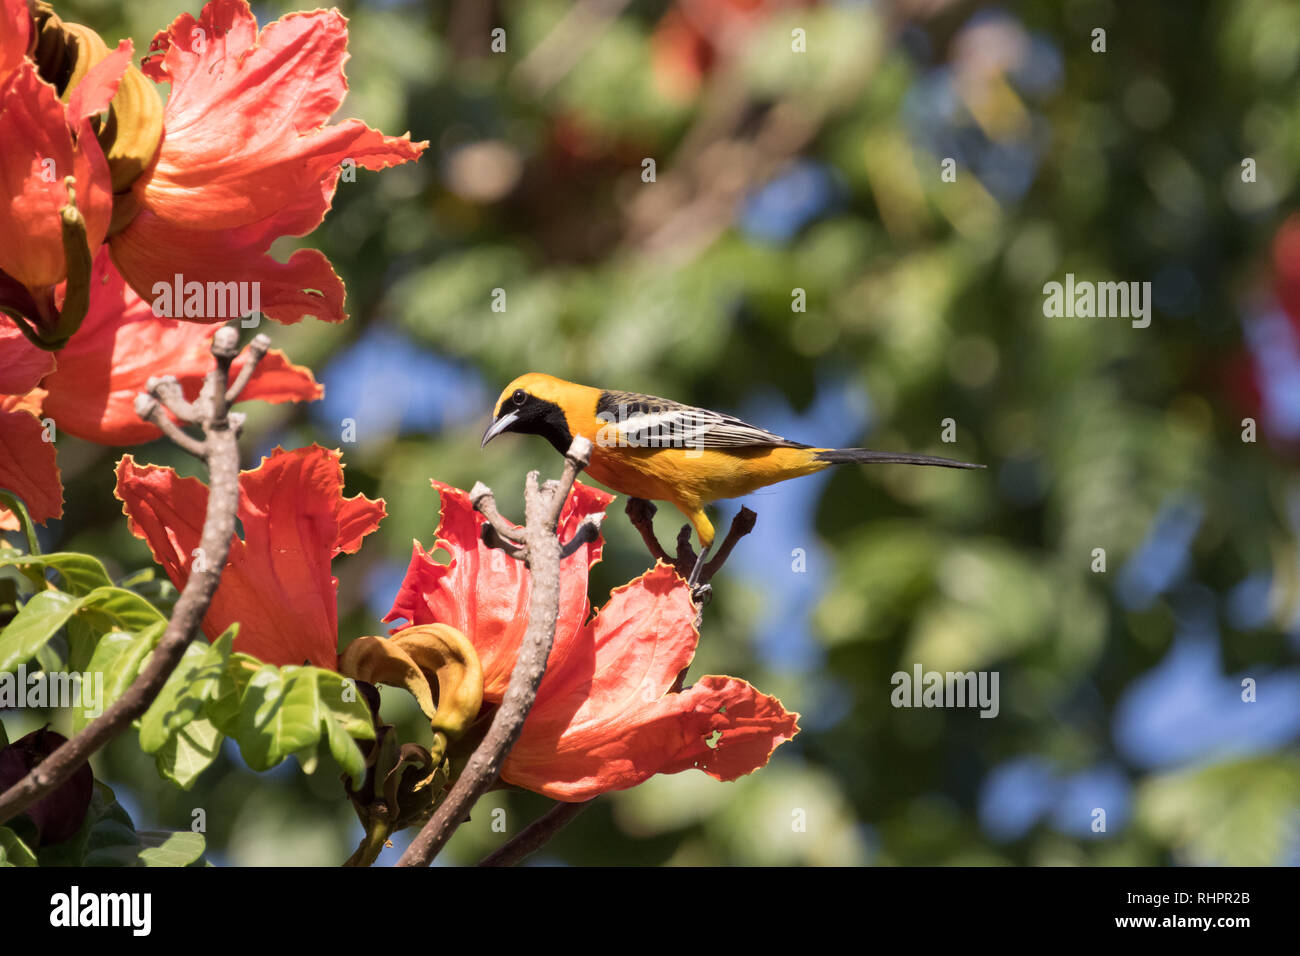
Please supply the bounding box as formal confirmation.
[481,389,573,455]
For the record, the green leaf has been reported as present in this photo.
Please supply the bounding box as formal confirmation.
[139,629,232,754]
[33,637,65,673]
[0,585,167,676]
[0,489,40,556]
[233,665,319,772]
[136,830,206,867]
[76,585,167,635]
[0,826,36,867]
[225,664,373,787]
[153,717,223,790]
[65,617,101,673]
[36,781,133,866]
[0,552,113,596]
[73,624,164,734]
[36,781,206,867]
[116,568,179,616]
[208,649,258,736]
[0,589,81,673]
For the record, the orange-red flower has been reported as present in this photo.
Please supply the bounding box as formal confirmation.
[386,481,800,801]
[109,0,427,324]
[1,0,426,328]
[0,53,115,307]
[115,445,385,668]
[0,0,28,86]
[0,250,320,529]
[0,323,59,528]
[387,480,615,697]
[40,249,321,445]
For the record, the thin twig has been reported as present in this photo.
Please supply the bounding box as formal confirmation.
[703,507,757,578]
[0,326,256,827]
[133,394,207,459]
[145,374,198,423]
[470,481,526,543]
[396,436,594,866]
[480,526,528,561]
[225,333,271,403]
[477,799,593,867]
[624,498,672,565]
[624,499,758,590]
[558,515,604,559]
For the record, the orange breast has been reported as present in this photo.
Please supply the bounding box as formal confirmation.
[583,443,829,509]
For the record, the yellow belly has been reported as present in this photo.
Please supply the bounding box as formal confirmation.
[582,443,829,549]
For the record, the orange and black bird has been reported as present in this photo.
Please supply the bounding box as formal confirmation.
[482,373,984,584]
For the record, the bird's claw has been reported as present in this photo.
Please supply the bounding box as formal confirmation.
[690,583,712,607]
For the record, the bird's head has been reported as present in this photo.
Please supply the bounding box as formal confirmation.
[482,373,577,454]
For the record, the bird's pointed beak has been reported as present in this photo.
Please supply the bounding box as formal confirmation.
[481,410,520,448]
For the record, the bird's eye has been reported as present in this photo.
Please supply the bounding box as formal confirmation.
[511,389,527,406]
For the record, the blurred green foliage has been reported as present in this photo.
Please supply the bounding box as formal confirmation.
[8,0,1300,866]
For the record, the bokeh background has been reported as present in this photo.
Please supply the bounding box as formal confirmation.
[11,0,1300,865]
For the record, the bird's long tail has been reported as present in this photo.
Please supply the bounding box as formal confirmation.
[814,448,985,469]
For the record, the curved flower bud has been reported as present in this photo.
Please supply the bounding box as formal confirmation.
[341,624,485,747]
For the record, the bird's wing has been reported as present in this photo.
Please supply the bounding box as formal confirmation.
[595,390,808,450]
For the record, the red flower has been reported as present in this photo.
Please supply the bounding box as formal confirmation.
[0,59,114,297]
[0,249,320,529]
[386,480,615,698]
[109,0,427,324]
[115,445,384,668]
[386,482,800,801]
[0,323,58,529]
[0,0,29,86]
[40,249,320,445]
[0,387,59,531]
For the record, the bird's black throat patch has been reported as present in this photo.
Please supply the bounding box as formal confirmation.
[505,394,573,454]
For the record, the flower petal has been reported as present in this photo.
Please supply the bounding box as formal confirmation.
[0,0,30,88]
[529,563,700,722]
[0,393,61,528]
[0,321,55,394]
[110,203,348,324]
[384,479,612,698]
[503,675,799,800]
[115,445,384,667]
[42,250,321,444]
[501,568,799,800]
[137,0,426,231]
[66,40,132,127]
[0,64,111,289]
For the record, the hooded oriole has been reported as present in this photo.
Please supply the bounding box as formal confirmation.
[482,373,984,583]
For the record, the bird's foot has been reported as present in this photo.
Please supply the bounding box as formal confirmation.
[690,582,713,607]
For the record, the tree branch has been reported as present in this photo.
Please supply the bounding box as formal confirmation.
[396,436,594,866]
[477,799,592,867]
[624,498,758,591]
[0,326,256,827]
